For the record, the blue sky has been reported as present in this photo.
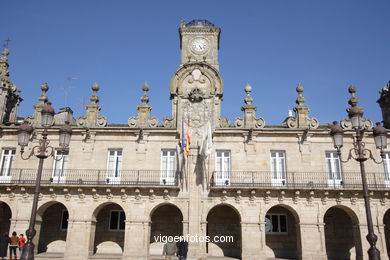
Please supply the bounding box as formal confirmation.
[1,0,389,125]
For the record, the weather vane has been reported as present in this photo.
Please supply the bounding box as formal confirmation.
[3,37,11,48]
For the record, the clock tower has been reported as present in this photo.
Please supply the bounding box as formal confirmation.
[170,20,223,143]
[179,19,220,70]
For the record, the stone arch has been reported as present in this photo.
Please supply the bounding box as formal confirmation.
[319,204,361,225]
[36,201,70,254]
[264,204,302,260]
[0,201,12,235]
[149,203,184,256]
[383,208,390,258]
[91,202,126,255]
[323,205,363,260]
[206,203,241,259]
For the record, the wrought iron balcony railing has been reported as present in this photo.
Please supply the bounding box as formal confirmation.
[0,169,179,187]
[211,171,390,190]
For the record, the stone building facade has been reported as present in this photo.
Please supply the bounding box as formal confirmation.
[0,20,390,260]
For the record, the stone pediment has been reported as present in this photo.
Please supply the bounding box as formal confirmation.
[170,62,223,100]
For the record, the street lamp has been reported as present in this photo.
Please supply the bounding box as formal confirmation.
[18,101,72,260]
[329,86,387,260]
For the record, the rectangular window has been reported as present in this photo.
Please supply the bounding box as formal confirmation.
[215,151,231,185]
[383,153,390,186]
[265,214,288,234]
[52,150,68,183]
[161,150,176,185]
[0,149,16,178]
[325,152,342,187]
[109,210,125,231]
[60,210,69,231]
[270,151,286,186]
[107,149,122,182]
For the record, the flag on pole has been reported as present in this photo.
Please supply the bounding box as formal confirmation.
[180,119,185,154]
[200,122,213,158]
[184,119,190,157]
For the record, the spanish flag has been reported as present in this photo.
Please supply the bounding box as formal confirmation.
[185,119,190,157]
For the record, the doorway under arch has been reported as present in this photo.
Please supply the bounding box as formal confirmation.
[91,203,125,255]
[324,206,363,260]
[265,205,302,260]
[149,203,183,255]
[0,202,11,235]
[37,202,69,254]
[206,204,241,259]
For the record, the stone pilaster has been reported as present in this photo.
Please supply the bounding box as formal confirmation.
[64,219,95,260]
[299,222,327,260]
[122,220,149,260]
[241,222,265,260]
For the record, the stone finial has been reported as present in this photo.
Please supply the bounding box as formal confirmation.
[128,83,158,128]
[378,81,390,128]
[244,84,253,105]
[341,85,372,130]
[348,85,359,107]
[76,83,107,127]
[141,82,149,105]
[24,83,51,127]
[285,84,319,129]
[38,83,49,105]
[234,84,265,128]
[295,84,305,106]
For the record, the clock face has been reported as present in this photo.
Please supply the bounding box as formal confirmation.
[191,38,208,53]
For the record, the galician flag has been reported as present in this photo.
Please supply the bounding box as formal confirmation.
[200,122,213,158]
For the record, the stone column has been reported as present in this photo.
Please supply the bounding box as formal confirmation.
[241,222,265,260]
[63,219,95,260]
[376,224,388,260]
[122,220,149,260]
[356,224,366,260]
[299,222,327,260]
[199,221,207,260]
[358,223,387,260]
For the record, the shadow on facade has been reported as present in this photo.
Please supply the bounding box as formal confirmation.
[324,206,363,260]
[149,204,183,255]
[206,204,241,259]
[383,209,390,259]
[265,205,301,260]
[37,202,68,254]
[91,203,125,256]
[0,202,11,235]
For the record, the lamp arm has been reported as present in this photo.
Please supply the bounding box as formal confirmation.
[366,148,384,164]
[20,145,40,160]
[337,148,354,163]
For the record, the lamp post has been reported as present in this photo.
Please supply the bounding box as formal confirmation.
[329,86,387,260]
[17,102,72,260]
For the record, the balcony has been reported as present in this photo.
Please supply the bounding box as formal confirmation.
[0,169,180,187]
[210,171,390,190]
